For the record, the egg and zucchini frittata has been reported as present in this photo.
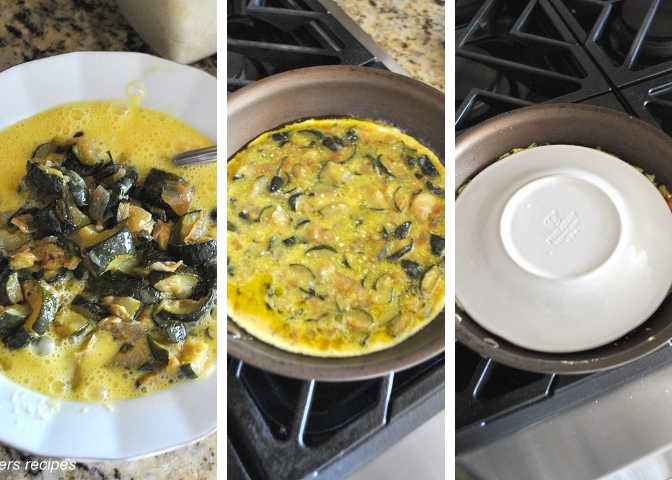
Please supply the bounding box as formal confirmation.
[227,118,445,357]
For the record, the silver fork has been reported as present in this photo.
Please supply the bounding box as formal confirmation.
[172,146,217,166]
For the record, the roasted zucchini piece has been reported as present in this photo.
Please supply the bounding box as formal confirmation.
[0,304,31,338]
[0,270,23,306]
[3,328,35,350]
[148,265,200,299]
[420,265,443,297]
[125,204,155,240]
[88,272,162,304]
[70,296,108,321]
[164,322,187,343]
[153,290,215,324]
[319,161,352,184]
[147,335,177,363]
[53,305,92,339]
[429,234,445,257]
[4,281,58,349]
[425,181,445,198]
[400,259,423,278]
[133,168,194,216]
[31,140,58,159]
[101,296,143,322]
[71,138,109,167]
[34,201,76,236]
[89,185,111,225]
[26,161,67,194]
[338,309,374,332]
[133,244,179,273]
[386,312,413,337]
[82,224,136,275]
[168,239,217,267]
[417,155,441,178]
[192,263,217,298]
[63,169,90,207]
[386,240,413,261]
[22,281,58,336]
[106,342,149,369]
[178,339,209,379]
[176,210,206,244]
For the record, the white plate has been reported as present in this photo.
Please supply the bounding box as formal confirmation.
[0,52,216,460]
[456,145,672,353]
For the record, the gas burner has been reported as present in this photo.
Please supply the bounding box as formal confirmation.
[456,0,487,27]
[609,0,672,63]
[228,0,246,17]
[456,46,511,118]
[622,0,672,40]
[456,47,499,104]
[227,51,261,82]
[239,365,381,439]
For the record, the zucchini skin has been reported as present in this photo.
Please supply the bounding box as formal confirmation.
[169,240,217,267]
[0,305,30,338]
[85,225,136,275]
[3,282,58,350]
[0,269,22,306]
[88,272,162,304]
[131,168,191,215]
[34,201,76,236]
[154,290,215,324]
[26,161,66,194]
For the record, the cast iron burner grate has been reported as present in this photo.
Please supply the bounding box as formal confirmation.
[551,0,672,86]
[228,354,445,480]
[227,0,387,93]
[456,340,672,452]
[456,0,611,132]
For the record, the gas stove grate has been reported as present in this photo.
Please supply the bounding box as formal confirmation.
[227,0,386,93]
[551,0,672,87]
[228,355,445,480]
[456,0,613,134]
[456,342,672,452]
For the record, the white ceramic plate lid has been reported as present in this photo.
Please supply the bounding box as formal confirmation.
[0,51,216,460]
[456,144,672,353]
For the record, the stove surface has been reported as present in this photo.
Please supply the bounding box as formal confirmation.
[227,2,444,479]
[456,1,672,479]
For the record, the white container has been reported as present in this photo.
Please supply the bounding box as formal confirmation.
[115,0,216,64]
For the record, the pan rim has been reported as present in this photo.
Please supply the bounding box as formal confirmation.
[227,65,446,381]
[456,102,672,374]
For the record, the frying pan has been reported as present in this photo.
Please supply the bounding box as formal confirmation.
[456,103,672,374]
[227,66,445,380]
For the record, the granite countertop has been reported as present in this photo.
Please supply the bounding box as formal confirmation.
[332,0,445,92]
[0,0,216,76]
[0,1,216,479]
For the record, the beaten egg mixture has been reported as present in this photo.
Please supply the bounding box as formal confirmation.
[227,118,445,357]
[0,100,216,402]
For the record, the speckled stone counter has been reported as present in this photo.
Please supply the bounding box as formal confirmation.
[0,1,216,479]
[0,0,216,76]
[332,0,445,92]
